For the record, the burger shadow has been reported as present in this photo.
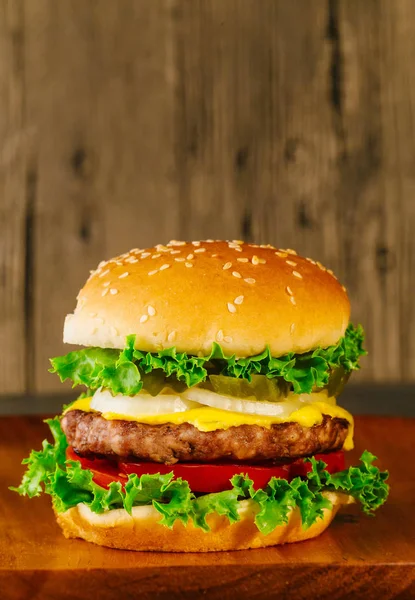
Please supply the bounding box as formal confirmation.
[333,513,359,524]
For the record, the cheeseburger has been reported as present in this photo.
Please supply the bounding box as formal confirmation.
[13,240,388,552]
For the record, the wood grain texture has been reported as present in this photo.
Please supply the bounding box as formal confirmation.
[336,0,415,382]
[0,0,27,393]
[23,0,179,392]
[0,0,414,394]
[0,415,414,599]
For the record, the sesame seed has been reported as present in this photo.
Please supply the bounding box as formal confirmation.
[233,240,244,245]
[205,239,214,243]
[212,254,218,257]
[223,336,233,343]
[119,272,129,279]
[127,257,139,264]
[101,288,109,297]
[290,323,295,334]
[286,286,293,296]
[89,312,97,317]
[227,302,237,313]
[156,244,169,252]
[327,268,334,275]
[152,253,161,259]
[306,257,316,265]
[159,264,170,271]
[342,285,347,292]
[316,261,326,271]
[290,296,297,305]
[148,269,158,276]
[147,305,156,316]
[110,288,118,295]
[252,255,260,265]
[286,260,297,267]
[192,241,201,247]
[234,295,244,305]
[234,246,242,252]
[130,248,141,254]
[237,257,249,263]
[115,261,123,266]
[275,251,288,258]
[140,314,148,323]
[99,269,110,278]
[175,257,185,262]
[292,271,303,279]
[168,331,176,342]
[285,249,297,255]
[232,271,242,278]
[216,330,224,342]
[258,258,266,264]
[170,250,181,255]
[141,252,150,258]
[98,261,107,268]
[244,278,256,284]
[169,240,186,246]
[187,254,194,260]
[185,262,193,268]
[194,248,206,253]
[103,281,111,287]
[223,262,232,270]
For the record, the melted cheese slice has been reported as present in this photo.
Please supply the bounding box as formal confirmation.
[65,397,354,450]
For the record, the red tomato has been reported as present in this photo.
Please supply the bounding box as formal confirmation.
[289,450,345,478]
[66,447,345,493]
[66,447,128,487]
[119,460,291,493]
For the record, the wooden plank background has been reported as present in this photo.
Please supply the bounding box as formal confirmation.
[0,0,414,395]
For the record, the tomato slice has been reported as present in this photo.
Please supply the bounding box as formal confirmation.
[119,461,290,493]
[66,447,345,493]
[289,450,346,478]
[66,447,128,487]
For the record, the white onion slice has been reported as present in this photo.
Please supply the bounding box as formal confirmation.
[91,388,201,416]
[182,387,300,417]
[182,388,333,417]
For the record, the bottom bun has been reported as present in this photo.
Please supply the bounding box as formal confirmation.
[56,491,353,552]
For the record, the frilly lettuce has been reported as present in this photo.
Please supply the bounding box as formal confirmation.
[11,418,388,535]
[49,324,366,396]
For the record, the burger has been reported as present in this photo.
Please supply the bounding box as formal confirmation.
[12,240,389,552]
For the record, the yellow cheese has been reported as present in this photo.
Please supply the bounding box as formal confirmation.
[64,397,354,450]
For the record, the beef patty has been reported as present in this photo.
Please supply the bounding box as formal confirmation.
[61,410,350,465]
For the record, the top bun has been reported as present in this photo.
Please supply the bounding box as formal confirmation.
[64,240,350,358]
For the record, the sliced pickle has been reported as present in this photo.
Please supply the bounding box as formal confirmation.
[326,366,351,398]
[207,374,290,402]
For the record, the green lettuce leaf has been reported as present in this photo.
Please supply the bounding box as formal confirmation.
[50,324,366,396]
[10,418,68,498]
[231,451,389,534]
[11,417,388,536]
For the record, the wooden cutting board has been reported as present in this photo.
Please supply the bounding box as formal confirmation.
[0,414,414,599]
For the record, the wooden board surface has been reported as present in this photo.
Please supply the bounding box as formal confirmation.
[0,414,414,599]
[0,0,415,395]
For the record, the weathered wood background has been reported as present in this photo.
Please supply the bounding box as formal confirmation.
[1,0,414,395]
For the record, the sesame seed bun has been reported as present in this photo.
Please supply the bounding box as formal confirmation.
[56,492,353,552]
[63,241,350,357]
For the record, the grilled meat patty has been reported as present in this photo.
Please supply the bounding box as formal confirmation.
[61,410,350,465]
